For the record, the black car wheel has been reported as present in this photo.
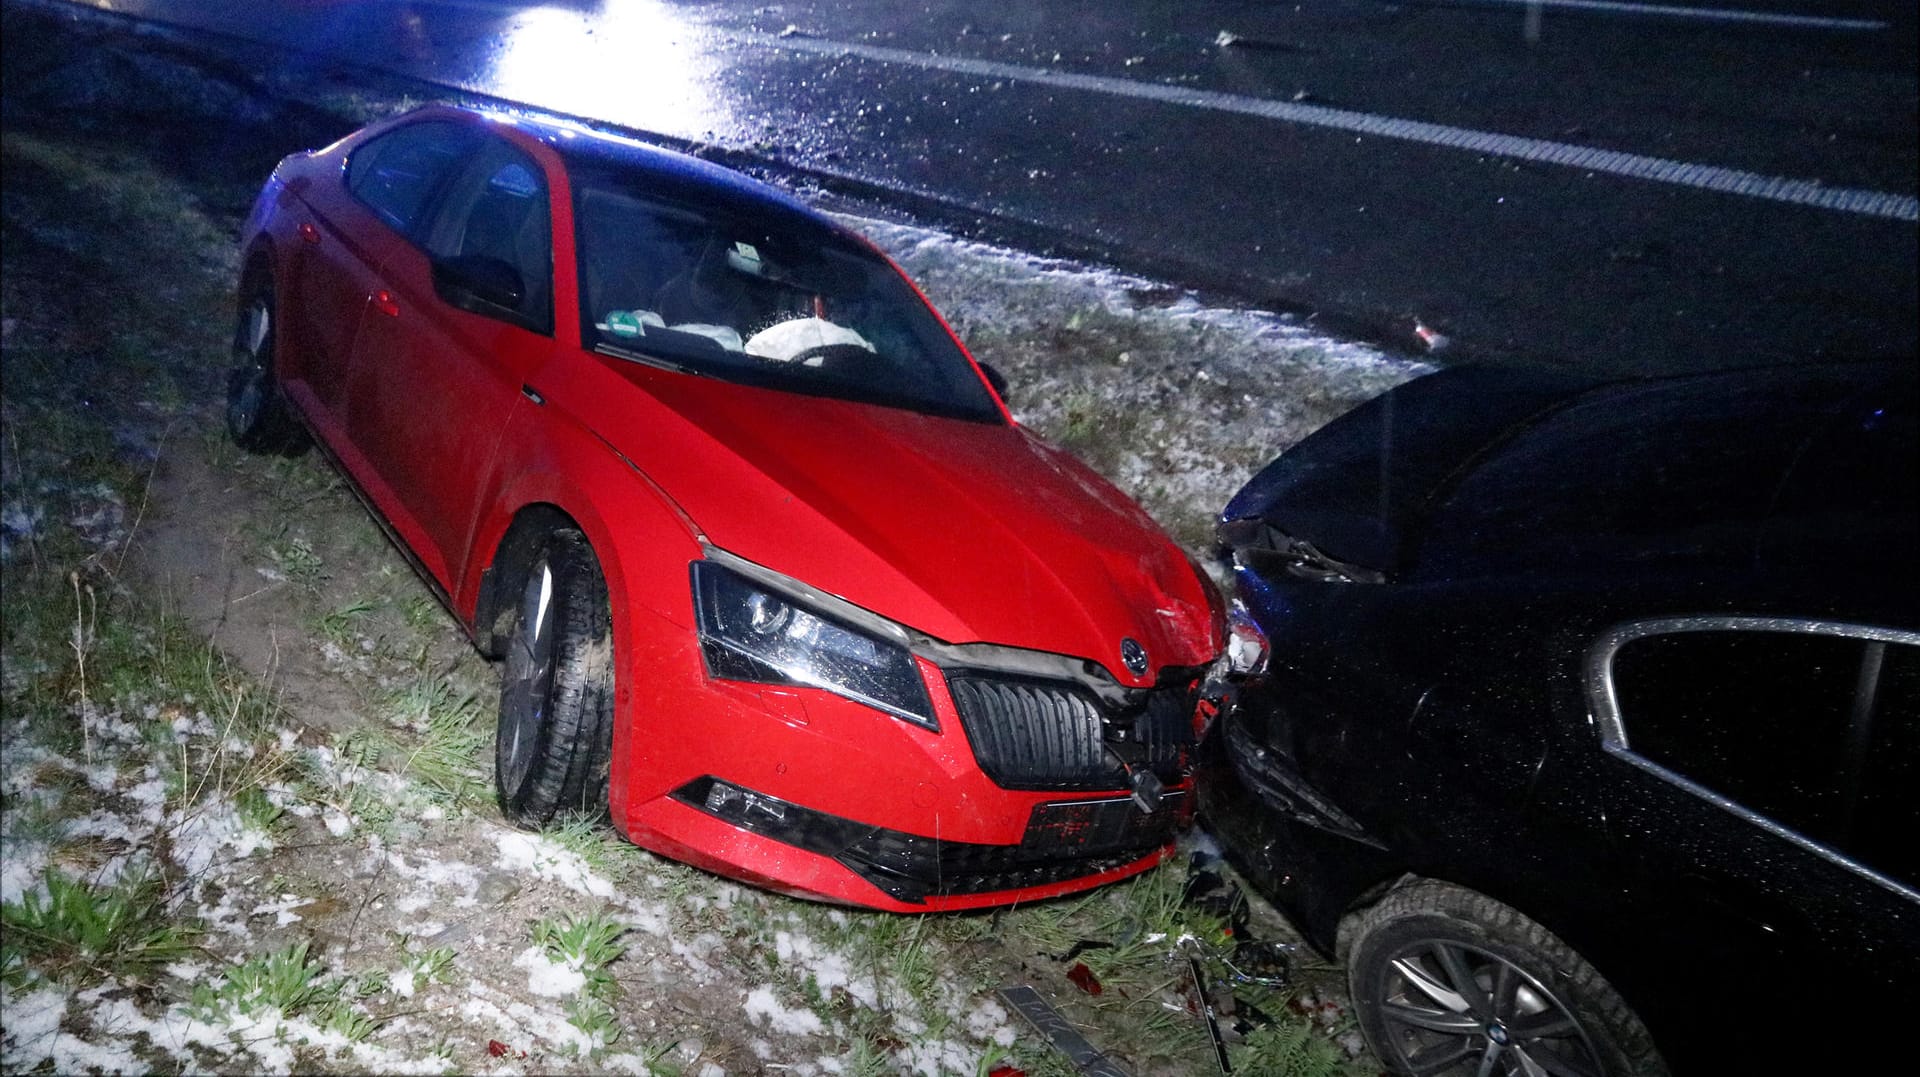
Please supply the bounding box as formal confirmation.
[495,529,616,827]
[1347,881,1667,1077]
[225,278,307,454]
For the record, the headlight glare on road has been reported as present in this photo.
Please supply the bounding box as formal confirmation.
[692,561,937,729]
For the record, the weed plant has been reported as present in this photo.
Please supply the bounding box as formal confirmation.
[191,941,332,1019]
[532,910,629,1003]
[0,869,197,986]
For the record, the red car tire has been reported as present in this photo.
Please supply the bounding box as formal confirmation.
[225,273,307,455]
[495,528,616,825]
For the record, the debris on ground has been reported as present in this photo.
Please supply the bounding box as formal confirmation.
[1414,319,1452,353]
[1214,31,1305,53]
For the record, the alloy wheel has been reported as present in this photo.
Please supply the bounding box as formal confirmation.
[499,559,556,794]
[1374,939,1603,1077]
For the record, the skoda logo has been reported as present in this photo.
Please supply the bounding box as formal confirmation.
[1120,638,1150,676]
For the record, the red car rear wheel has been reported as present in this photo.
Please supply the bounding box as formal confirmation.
[225,276,306,455]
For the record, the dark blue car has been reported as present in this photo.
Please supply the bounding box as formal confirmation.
[1201,360,1918,1075]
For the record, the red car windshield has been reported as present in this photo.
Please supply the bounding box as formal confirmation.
[573,177,1001,423]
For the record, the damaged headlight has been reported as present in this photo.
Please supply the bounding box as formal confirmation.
[1224,600,1270,677]
[691,561,937,729]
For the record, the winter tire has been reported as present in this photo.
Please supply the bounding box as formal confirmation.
[495,529,616,827]
[1346,880,1668,1077]
[225,276,308,454]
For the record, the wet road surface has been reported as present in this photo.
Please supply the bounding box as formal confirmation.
[38,0,1918,376]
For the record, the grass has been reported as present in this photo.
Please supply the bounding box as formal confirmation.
[978,859,1374,1075]
[191,941,335,1020]
[0,869,199,987]
[1234,1012,1353,1077]
[265,533,327,592]
[544,813,633,880]
[381,676,489,803]
[565,996,622,1055]
[532,910,629,1004]
[313,597,379,647]
[402,944,457,987]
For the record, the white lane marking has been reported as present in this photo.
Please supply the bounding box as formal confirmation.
[1424,0,1886,32]
[743,31,1919,223]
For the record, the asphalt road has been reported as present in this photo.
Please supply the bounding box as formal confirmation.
[40,0,1918,376]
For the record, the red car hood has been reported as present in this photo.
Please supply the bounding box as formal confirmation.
[561,358,1218,684]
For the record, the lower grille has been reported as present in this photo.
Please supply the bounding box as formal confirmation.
[947,673,1198,791]
[673,776,1181,903]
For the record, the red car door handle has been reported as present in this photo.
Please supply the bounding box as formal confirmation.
[298,221,320,245]
[373,290,400,318]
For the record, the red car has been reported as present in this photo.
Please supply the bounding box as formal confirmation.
[228,105,1223,910]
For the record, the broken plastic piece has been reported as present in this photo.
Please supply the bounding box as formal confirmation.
[1128,766,1166,813]
[1414,320,1451,353]
[1067,962,1104,995]
[1189,955,1233,1074]
[1224,939,1297,988]
[988,1067,1029,1077]
[1000,985,1133,1077]
[1058,939,1113,964]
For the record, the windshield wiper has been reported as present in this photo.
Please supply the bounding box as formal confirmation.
[593,342,711,378]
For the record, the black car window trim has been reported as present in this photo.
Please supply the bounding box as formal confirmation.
[1583,615,1920,903]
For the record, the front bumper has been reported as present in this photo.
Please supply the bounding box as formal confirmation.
[675,776,1185,905]
[609,601,1204,910]
[1194,686,1400,954]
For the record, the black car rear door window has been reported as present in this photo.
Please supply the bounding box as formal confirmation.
[346,121,477,237]
[1608,625,1920,885]
[1610,628,1860,845]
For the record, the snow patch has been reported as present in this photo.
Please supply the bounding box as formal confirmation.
[492,829,615,897]
[743,984,824,1036]
[512,945,586,997]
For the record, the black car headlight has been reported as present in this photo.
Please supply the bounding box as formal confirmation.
[691,561,937,730]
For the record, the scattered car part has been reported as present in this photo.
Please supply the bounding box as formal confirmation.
[1186,951,1232,1074]
[1000,984,1133,1077]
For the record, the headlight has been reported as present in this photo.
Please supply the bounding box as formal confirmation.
[691,561,937,729]
[1225,600,1269,676]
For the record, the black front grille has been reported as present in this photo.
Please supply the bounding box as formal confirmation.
[947,673,1197,791]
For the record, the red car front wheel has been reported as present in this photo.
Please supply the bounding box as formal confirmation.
[495,529,616,826]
